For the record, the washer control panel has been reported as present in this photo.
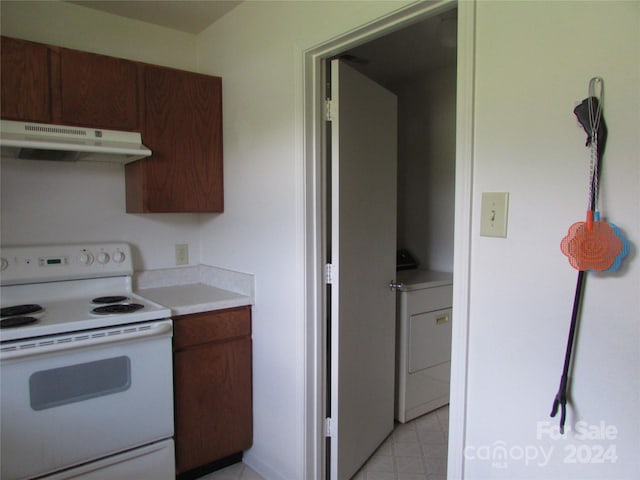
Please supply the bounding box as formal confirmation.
[0,243,132,285]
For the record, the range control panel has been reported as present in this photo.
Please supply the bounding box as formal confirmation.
[0,243,133,286]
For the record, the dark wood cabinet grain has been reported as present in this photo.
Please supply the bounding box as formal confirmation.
[1,36,52,123]
[2,36,225,214]
[125,65,224,213]
[173,306,252,475]
[58,48,139,131]
[1,37,139,131]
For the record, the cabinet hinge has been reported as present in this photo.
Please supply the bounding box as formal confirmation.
[324,263,334,284]
[325,99,334,122]
[325,417,335,437]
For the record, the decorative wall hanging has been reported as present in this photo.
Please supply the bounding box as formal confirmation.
[550,77,630,434]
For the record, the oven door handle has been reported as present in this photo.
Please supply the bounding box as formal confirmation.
[0,321,172,361]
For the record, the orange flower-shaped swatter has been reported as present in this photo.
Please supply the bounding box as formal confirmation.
[561,211,623,271]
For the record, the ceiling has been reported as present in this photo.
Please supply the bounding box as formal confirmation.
[341,10,457,88]
[66,1,456,86]
[68,1,243,34]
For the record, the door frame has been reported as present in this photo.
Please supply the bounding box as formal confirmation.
[302,1,476,478]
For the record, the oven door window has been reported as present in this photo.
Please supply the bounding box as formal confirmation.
[29,356,131,410]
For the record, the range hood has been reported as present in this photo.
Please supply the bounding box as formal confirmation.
[0,120,151,163]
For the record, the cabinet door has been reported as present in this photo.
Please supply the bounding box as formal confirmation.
[139,65,223,212]
[1,36,51,123]
[174,308,251,351]
[58,48,139,131]
[174,337,252,474]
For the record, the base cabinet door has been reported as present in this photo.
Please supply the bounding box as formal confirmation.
[173,307,252,475]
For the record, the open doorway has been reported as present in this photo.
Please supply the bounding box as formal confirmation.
[328,9,457,479]
[340,10,457,276]
[303,1,475,478]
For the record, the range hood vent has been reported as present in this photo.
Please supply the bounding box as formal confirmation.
[0,120,151,163]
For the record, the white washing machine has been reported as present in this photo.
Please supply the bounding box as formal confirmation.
[394,270,453,423]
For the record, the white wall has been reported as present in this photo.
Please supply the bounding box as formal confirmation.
[396,65,456,272]
[1,2,415,479]
[2,1,638,480]
[196,1,638,479]
[0,0,198,69]
[465,1,639,479]
[193,2,414,478]
[0,1,203,270]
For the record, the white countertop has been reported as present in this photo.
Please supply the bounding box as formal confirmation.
[139,283,251,316]
[134,264,254,316]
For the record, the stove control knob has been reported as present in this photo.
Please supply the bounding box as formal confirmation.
[112,251,126,263]
[96,252,110,264]
[1,257,7,271]
[78,252,94,265]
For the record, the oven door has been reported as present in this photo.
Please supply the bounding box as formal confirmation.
[0,319,174,480]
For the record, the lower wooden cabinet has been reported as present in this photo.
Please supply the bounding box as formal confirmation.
[173,306,252,475]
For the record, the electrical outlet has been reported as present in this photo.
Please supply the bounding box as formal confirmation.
[480,192,509,238]
[175,244,189,265]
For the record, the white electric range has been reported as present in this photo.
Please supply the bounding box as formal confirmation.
[0,243,175,480]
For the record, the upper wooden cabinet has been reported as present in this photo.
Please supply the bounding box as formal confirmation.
[1,36,224,214]
[1,37,139,131]
[1,37,52,123]
[58,48,139,131]
[125,65,224,213]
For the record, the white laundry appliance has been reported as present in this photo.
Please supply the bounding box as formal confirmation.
[394,270,453,423]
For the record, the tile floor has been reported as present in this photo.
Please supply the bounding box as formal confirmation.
[199,405,449,480]
[197,461,265,480]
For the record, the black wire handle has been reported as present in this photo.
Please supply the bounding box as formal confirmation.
[550,270,585,433]
[550,79,606,434]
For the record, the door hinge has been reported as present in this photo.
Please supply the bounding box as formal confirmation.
[325,99,334,121]
[325,417,335,437]
[324,263,334,284]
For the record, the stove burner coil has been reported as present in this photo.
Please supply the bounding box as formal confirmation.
[91,304,144,315]
[0,316,39,328]
[0,304,43,318]
[92,296,130,304]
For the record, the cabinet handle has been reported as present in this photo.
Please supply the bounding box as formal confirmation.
[436,314,450,325]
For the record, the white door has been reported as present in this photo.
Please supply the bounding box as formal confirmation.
[328,59,398,480]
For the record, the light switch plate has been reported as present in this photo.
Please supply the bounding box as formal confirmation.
[480,192,509,238]
[175,244,189,265]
